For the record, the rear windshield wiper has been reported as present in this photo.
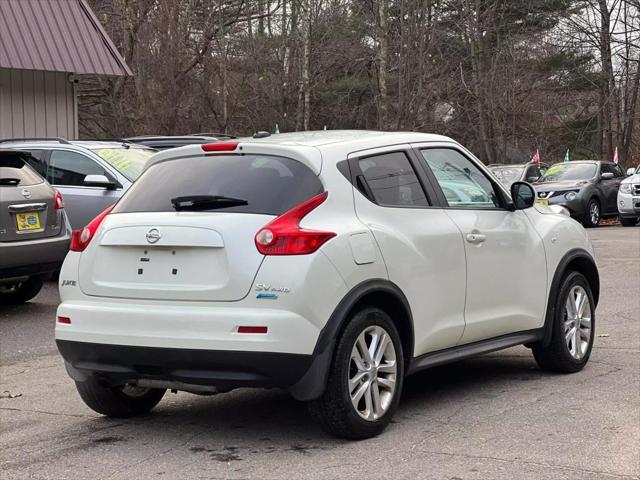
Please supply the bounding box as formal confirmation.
[0,178,20,186]
[170,195,248,211]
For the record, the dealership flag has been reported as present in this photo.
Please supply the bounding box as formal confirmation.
[564,149,570,162]
[613,146,619,164]
[531,149,540,164]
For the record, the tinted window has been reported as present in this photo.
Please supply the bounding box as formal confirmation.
[48,151,107,186]
[614,165,625,177]
[526,165,542,180]
[600,164,616,176]
[19,149,47,177]
[0,155,43,186]
[357,152,428,207]
[113,155,323,215]
[91,147,155,181]
[420,149,500,208]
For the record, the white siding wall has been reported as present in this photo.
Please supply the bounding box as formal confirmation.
[0,68,77,139]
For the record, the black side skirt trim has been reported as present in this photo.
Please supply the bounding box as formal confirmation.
[407,329,544,375]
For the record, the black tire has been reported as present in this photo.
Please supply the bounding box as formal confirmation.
[582,198,601,228]
[619,216,638,227]
[308,307,404,439]
[0,276,45,304]
[532,271,595,373]
[75,378,166,418]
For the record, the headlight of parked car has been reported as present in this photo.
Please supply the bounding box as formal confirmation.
[619,183,632,194]
[564,191,578,201]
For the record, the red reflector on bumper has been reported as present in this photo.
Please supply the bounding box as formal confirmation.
[237,326,268,334]
[57,316,71,324]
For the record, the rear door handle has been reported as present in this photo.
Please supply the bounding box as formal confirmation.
[466,233,486,244]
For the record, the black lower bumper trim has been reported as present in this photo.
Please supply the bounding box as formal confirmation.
[0,261,62,279]
[56,340,313,390]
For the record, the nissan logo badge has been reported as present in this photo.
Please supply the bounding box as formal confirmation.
[146,228,161,244]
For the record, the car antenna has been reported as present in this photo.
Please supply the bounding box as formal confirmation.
[253,131,271,139]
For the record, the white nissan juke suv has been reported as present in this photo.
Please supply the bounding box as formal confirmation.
[56,131,599,439]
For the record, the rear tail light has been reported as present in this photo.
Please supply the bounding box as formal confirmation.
[255,192,335,255]
[201,142,239,152]
[57,316,71,324]
[70,205,113,252]
[54,191,64,209]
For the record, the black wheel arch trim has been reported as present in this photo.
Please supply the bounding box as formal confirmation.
[541,248,599,348]
[289,278,414,401]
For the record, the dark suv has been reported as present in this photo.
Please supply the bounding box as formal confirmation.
[0,150,71,303]
[533,161,625,227]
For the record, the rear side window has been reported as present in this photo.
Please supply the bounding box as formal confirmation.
[18,149,47,177]
[113,155,323,215]
[356,152,428,207]
[0,156,43,187]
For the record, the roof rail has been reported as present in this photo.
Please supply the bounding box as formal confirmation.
[78,138,135,144]
[0,137,70,144]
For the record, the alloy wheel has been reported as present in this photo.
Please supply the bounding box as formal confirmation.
[589,201,600,225]
[348,325,397,421]
[564,285,592,360]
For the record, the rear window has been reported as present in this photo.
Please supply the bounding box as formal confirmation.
[113,154,323,215]
[0,155,44,187]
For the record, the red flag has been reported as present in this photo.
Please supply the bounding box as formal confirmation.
[613,146,619,164]
[531,149,540,164]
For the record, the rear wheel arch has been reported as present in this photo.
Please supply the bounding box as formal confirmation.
[289,279,414,401]
[542,249,599,347]
[316,279,414,363]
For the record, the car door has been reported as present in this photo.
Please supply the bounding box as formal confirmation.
[348,145,467,355]
[414,144,547,344]
[46,149,122,229]
[599,163,623,214]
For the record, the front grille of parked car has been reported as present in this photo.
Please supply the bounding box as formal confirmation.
[633,184,640,195]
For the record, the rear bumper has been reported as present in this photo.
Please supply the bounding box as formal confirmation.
[0,228,70,279]
[57,340,313,390]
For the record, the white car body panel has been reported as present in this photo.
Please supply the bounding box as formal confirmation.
[617,168,640,219]
[444,208,547,342]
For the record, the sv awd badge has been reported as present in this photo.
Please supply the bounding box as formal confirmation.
[255,284,290,299]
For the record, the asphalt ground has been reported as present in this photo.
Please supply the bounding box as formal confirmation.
[1,226,639,479]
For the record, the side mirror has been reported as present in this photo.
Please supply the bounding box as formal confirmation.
[510,181,535,210]
[601,172,614,180]
[83,174,116,189]
[627,168,636,176]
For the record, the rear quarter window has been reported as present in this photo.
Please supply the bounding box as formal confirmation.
[113,154,323,215]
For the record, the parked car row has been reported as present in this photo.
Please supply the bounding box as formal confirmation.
[489,159,639,228]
